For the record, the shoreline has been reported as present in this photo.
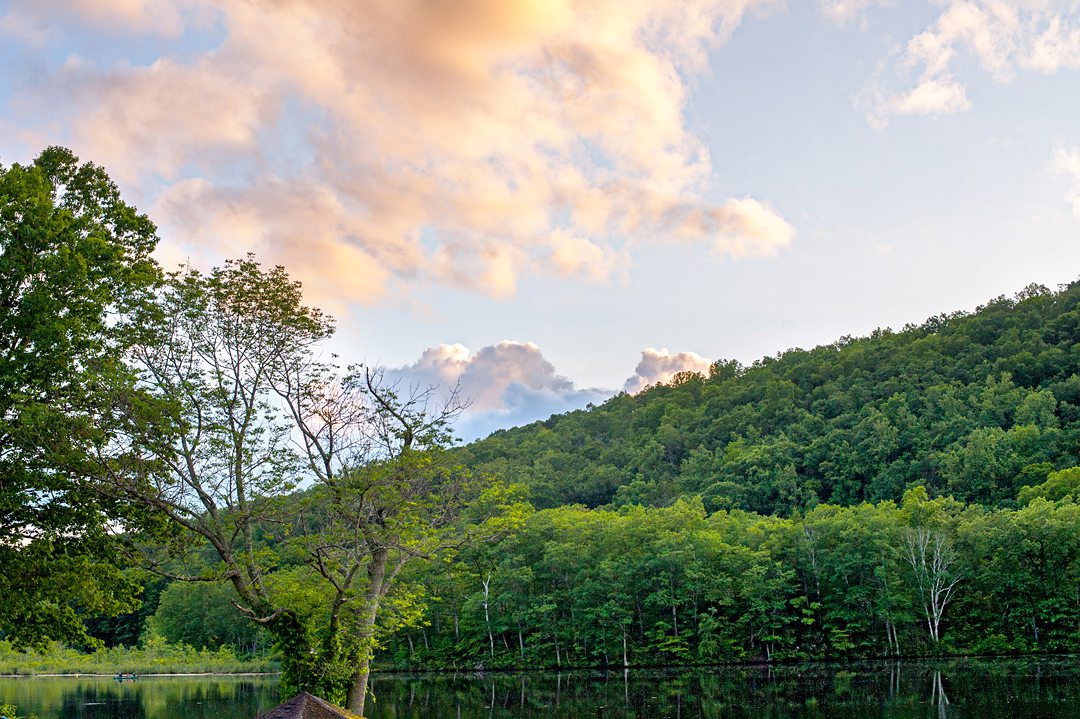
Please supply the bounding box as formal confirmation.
[3,652,1077,679]
[6,652,1078,679]
[368,650,1080,675]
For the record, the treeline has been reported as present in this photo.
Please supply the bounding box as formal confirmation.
[0,636,274,675]
[380,470,1080,669]
[462,282,1080,513]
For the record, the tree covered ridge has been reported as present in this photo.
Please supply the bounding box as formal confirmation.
[463,281,1080,513]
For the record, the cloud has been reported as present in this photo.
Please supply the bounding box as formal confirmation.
[2,0,795,304]
[151,178,392,312]
[819,0,886,28]
[858,1,1080,127]
[1052,144,1080,218]
[1,0,189,39]
[891,76,972,117]
[549,230,629,283]
[53,57,272,184]
[623,347,712,393]
[387,341,718,438]
[387,341,611,440]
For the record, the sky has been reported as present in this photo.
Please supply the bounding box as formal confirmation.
[2,0,1080,440]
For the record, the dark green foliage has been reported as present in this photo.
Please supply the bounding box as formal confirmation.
[379,283,1080,668]
[0,147,160,646]
[462,282,1080,512]
[149,581,272,654]
[105,277,1080,672]
[8,146,1080,678]
[381,490,1080,668]
[85,576,166,648]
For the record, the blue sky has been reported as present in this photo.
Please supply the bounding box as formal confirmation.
[3,0,1080,439]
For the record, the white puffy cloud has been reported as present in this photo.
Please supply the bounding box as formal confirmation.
[549,231,629,284]
[623,347,713,394]
[386,342,716,439]
[1,0,796,304]
[859,1,1080,127]
[387,342,611,440]
[890,77,972,117]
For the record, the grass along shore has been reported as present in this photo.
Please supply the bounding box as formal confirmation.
[0,637,278,676]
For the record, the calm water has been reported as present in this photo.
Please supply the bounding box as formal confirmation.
[4,658,1080,718]
[0,676,278,719]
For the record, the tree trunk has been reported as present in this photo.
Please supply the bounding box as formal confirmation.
[481,575,495,659]
[346,547,388,716]
[346,622,377,715]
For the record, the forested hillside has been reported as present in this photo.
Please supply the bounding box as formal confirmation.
[374,284,1080,669]
[462,282,1080,513]
[39,278,1080,674]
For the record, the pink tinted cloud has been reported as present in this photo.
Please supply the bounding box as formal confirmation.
[624,348,713,393]
[5,0,796,303]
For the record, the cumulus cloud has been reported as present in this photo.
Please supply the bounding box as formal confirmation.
[385,342,715,439]
[151,178,392,312]
[623,347,712,394]
[1052,145,1080,218]
[549,230,629,283]
[1,0,796,304]
[858,1,1080,127]
[387,341,611,440]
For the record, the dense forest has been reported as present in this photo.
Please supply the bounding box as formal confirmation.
[379,478,1080,668]
[462,281,1080,512]
[375,281,1080,669]
[90,280,1080,671]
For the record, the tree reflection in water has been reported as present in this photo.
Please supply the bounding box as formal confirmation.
[4,658,1080,719]
[365,658,1080,719]
[0,676,276,719]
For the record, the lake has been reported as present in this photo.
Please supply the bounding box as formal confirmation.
[3,657,1080,718]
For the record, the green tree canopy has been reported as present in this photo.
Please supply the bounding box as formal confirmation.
[105,256,527,714]
[0,146,159,646]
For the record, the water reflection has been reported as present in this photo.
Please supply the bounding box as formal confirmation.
[366,658,1080,719]
[3,659,1080,719]
[0,676,278,719]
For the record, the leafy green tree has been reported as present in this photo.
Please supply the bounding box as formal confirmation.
[105,256,525,714]
[0,147,159,646]
[899,489,966,644]
[149,581,271,653]
[1018,466,1080,504]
